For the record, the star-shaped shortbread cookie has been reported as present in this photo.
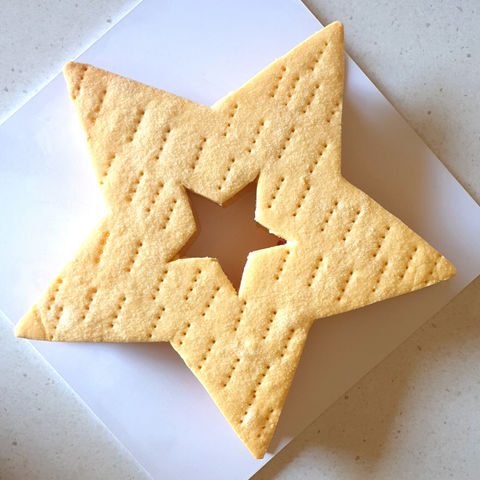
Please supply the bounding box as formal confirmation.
[15,22,455,458]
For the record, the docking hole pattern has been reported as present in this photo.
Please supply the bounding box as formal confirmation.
[183,268,203,301]
[221,103,239,138]
[266,176,285,209]
[190,136,207,171]
[109,294,126,328]
[154,126,172,161]
[47,278,65,339]
[341,208,361,242]
[261,309,277,340]
[370,226,391,293]
[91,89,107,124]
[151,268,169,301]
[307,143,328,174]
[94,231,110,264]
[233,300,247,332]
[196,339,216,368]
[307,256,324,287]
[147,181,165,211]
[126,109,146,143]
[126,170,144,203]
[319,201,340,233]
[273,249,291,282]
[200,286,221,317]
[81,287,99,320]
[160,197,178,230]
[223,356,241,389]
[238,364,272,425]
[276,126,296,160]
[399,244,419,281]
[35,33,453,458]
[125,241,144,273]
[71,66,88,100]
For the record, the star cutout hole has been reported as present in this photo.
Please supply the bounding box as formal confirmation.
[180,181,285,291]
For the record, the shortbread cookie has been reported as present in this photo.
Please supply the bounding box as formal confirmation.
[16,22,455,458]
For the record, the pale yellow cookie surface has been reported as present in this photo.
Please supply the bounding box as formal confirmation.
[15,22,455,458]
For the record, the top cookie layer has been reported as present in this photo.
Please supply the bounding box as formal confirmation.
[15,22,455,458]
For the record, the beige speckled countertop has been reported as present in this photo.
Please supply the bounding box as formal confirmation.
[1,1,479,479]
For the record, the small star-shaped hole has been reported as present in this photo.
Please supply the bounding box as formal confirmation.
[180,181,285,291]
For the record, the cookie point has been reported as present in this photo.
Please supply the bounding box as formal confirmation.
[15,307,47,340]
